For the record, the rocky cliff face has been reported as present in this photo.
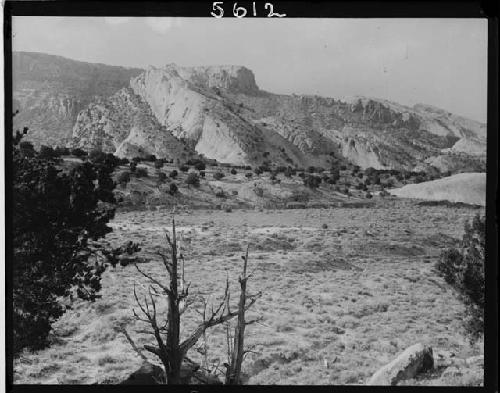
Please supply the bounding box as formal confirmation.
[127,65,316,166]
[71,87,188,159]
[13,53,486,172]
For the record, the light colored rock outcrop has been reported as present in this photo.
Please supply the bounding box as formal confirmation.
[72,87,187,160]
[366,343,434,385]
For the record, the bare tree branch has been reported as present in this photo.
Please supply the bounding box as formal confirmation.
[144,344,162,357]
[180,310,240,356]
[157,251,172,276]
[121,328,148,361]
[135,264,172,297]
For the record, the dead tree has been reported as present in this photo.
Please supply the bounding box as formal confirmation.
[225,246,262,385]
[131,219,260,384]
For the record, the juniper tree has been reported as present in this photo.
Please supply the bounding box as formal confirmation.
[436,214,485,339]
[12,127,116,353]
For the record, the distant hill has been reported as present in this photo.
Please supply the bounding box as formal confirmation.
[12,51,143,146]
[12,52,486,172]
[388,172,486,206]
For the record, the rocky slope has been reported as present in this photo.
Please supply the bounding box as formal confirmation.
[13,52,486,172]
[122,64,486,170]
[12,51,142,147]
[127,65,318,166]
[71,87,189,160]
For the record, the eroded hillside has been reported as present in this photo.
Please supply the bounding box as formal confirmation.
[12,51,143,146]
[13,52,486,173]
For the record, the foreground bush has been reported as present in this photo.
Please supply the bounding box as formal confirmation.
[12,127,115,353]
[436,214,485,339]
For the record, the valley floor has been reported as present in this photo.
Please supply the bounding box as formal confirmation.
[13,201,484,385]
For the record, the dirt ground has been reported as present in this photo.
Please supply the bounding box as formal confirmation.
[13,201,484,385]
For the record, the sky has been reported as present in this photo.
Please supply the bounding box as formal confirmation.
[12,17,488,122]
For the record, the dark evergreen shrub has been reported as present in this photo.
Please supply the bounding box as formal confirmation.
[213,171,225,180]
[169,183,178,195]
[12,129,115,353]
[303,175,321,189]
[436,214,485,339]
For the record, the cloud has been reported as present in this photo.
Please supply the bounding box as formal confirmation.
[145,17,181,34]
[104,17,132,25]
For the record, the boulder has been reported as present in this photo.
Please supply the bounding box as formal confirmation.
[366,343,434,385]
[120,362,164,385]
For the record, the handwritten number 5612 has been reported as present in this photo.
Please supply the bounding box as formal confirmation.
[211,2,286,18]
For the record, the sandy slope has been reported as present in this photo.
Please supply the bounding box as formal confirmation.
[389,173,485,206]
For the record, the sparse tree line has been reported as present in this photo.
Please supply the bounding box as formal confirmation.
[15,133,466,205]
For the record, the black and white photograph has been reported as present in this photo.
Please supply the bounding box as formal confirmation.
[3,2,496,387]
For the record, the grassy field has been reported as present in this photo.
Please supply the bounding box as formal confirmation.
[13,201,484,385]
